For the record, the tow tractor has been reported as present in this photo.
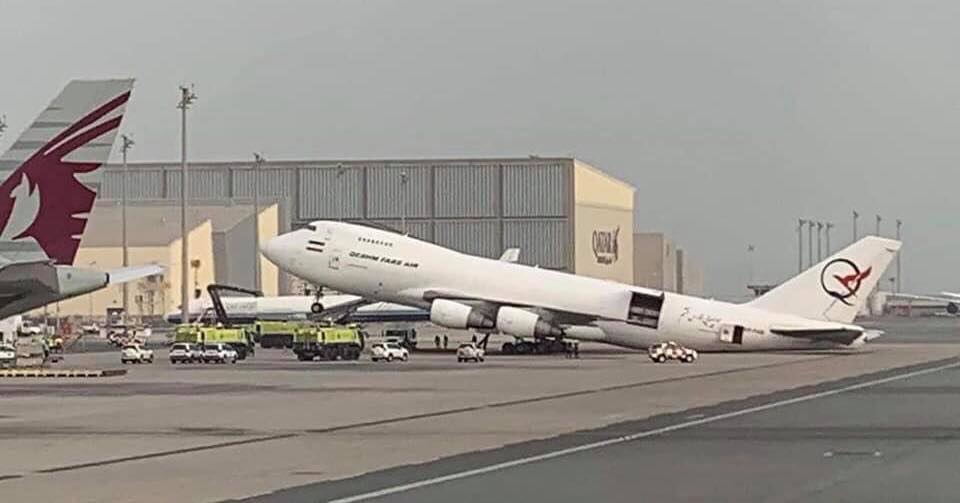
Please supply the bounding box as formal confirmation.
[173,284,258,359]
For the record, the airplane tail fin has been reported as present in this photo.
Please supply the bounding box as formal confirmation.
[0,79,134,265]
[747,236,901,323]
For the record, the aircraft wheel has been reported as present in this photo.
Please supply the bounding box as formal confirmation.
[311,302,324,314]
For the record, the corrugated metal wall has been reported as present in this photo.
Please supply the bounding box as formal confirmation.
[503,219,567,269]
[366,164,431,219]
[232,167,297,199]
[298,166,364,220]
[101,167,166,199]
[100,158,576,267]
[502,161,568,217]
[434,163,499,218]
[435,220,501,258]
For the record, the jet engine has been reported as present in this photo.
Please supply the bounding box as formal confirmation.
[496,306,564,338]
[429,299,495,329]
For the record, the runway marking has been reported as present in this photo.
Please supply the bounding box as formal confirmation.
[34,433,298,474]
[328,359,960,503]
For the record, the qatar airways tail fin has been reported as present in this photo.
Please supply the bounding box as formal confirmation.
[748,236,901,324]
[0,79,134,265]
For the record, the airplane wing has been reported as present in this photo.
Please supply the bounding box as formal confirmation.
[108,264,164,284]
[421,288,601,326]
[769,325,867,345]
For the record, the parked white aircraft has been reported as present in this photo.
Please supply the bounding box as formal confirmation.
[163,294,428,324]
[886,291,960,315]
[261,221,901,351]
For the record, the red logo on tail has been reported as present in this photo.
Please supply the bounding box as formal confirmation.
[821,258,872,306]
[0,91,130,264]
[834,267,872,294]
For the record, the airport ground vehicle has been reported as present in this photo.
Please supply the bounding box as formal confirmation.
[173,285,259,359]
[370,342,408,362]
[174,325,255,360]
[0,344,16,368]
[169,343,203,364]
[457,342,485,362]
[202,343,238,364]
[120,344,154,364]
[648,342,698,363]
[255,320,304,349]
[292,324,364,361]
[383,328,418,350]
[500,337,568,355]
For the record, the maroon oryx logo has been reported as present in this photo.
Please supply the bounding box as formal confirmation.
[0,91,130,264]
[820,258,872,306]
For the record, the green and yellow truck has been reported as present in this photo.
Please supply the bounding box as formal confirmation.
[174,325,255,359]
[254,320,303,349]
[292,324,364,361]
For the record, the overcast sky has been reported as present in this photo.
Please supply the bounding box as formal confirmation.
[2,0,958,297]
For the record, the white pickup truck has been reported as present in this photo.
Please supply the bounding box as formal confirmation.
[120,344,154,364]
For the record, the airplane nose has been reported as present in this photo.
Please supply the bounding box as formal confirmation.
[260,236,282,264]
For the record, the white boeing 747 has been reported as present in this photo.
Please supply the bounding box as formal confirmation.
[261,221,900,351]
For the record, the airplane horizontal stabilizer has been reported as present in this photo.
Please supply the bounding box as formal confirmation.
[770,326,863,345]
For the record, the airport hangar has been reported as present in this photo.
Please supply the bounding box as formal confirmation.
[51,157,701,319]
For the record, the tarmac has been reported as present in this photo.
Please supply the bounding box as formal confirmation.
[0,317,957,502]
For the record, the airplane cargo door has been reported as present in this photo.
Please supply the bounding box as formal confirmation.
[719,324,744,344]
[627,292,664,329]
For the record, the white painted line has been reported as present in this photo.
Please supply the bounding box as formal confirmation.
[329,360,959,503]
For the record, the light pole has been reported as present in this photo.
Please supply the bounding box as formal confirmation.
[253,152,264,292]
[336,163,345,221]
[120,134,134,330]
[177,85,197,325]
[816,221,823,262]
[807,220,815,267]
[875,214,882,237]
[797,219,806,272]
[88,261,97,318]
[853,210,859,242]
[825,222,834,255]
[400,171,408,234]
[896,219,902,292]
